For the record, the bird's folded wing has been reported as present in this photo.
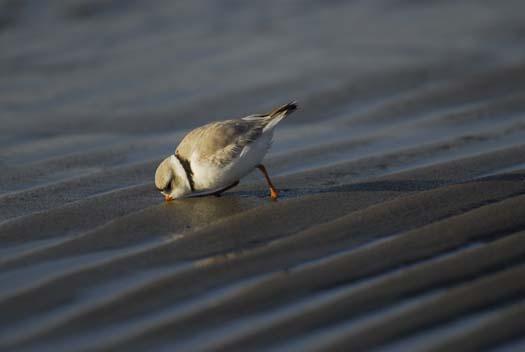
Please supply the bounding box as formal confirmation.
[176,119,264,166]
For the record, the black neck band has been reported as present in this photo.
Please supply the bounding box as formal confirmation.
[175,153,195,192]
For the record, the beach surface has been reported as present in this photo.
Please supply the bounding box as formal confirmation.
[1,1,525,351]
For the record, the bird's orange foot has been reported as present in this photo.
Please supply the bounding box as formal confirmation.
[270,188,279,201]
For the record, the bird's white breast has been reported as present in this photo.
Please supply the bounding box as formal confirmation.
[191,132,273,191]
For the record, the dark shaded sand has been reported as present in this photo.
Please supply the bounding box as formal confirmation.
[1,1,525,351]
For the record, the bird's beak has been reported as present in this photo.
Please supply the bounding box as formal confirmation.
[164,194,173,202]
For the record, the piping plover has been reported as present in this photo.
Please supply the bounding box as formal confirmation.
[155,101,297,201]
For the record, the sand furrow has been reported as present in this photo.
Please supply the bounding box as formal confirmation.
[423,300,525,352]
[281,265,525,352]
[348,64,525,126]
[0,183,157,247]
[0,160,159,222]
[0,135,176,194]
[0,133,120,166]
[377,299,525,352]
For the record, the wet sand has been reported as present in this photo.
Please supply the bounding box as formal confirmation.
[1,1,525,351]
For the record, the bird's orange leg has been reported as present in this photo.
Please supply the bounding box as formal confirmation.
[257,164,279,200]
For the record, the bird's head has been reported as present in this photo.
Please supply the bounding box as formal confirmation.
[155,155,192,201]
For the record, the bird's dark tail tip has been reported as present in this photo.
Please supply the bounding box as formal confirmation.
[269,100,298,118]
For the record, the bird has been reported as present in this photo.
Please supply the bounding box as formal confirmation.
[155,101,298,201]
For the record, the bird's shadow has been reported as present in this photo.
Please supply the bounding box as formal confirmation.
[226,180,448,199]
[225,172,525,200]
